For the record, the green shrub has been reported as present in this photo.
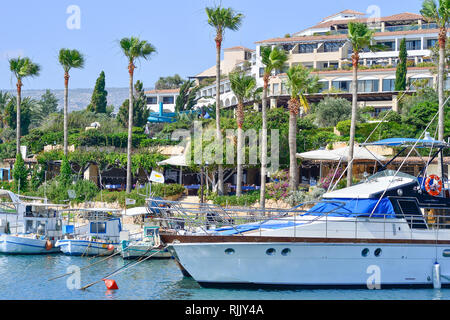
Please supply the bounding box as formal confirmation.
[211,191,260,207]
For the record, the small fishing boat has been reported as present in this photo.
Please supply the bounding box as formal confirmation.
[56,208,124,256]
[119,226,172,259]
[0,190,67,254]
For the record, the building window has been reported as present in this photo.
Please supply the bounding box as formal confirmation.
[382,79,395,92]
[409,77,433,90]
[377,41,395,51]
[259,67,265,78]
[281,83,287,95]
[318,81,329,93]
[147,97,157,104]
[426,39,438,49]
[162,96,174,104]
[272,83,280,95]
[90,222,106,234]
[331,80,351,92]
[324,42,343,52]
[358,80,379,93]
[406,40,421,50]
[298,43,317,53]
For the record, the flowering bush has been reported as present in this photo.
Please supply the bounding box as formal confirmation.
[319,168,344,190]
[266,170,290,200]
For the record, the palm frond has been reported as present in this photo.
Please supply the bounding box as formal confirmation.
[59,49,85,71]
[206,6,244,35]
[9,57,41,80]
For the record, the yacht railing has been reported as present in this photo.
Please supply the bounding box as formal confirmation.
[146,198,450,241]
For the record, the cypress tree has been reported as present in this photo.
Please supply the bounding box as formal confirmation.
[59,156,72,187]
[87,71,108,113]
[12,152,28,192]
[395,38,407,91]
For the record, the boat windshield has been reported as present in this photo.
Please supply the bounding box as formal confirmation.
[367,170,418,183]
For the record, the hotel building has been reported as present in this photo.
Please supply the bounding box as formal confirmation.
[253,9,445,114]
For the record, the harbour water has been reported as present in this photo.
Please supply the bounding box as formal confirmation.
[0,254,450,300]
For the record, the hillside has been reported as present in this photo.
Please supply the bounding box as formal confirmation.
[0,87,149,112]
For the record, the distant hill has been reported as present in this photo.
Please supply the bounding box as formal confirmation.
[0,87,149,112]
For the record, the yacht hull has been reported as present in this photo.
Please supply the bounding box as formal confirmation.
[0,234,60,254]
[167,240,450,288]
[56,239,117,256]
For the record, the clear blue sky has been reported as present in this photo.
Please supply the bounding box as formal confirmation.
[0,0,422,91]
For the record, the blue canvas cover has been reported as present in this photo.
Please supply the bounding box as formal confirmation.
[213,197,395,235]
[305,198,396,218]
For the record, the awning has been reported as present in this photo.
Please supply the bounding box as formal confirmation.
[331,146,387,161]
[296,149,341,161]
[297,146,386,161]
[157,154,188,167]
[122,206,148,216]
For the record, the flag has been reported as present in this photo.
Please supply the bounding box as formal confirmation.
[150,170,165,183]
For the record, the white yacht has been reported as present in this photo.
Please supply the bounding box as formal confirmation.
[56,208,124,256]
[0,190,66,254]
[161,137,450,289]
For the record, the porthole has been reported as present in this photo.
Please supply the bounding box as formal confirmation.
[361,248,369,257]
[443,249,450,257]
[224,248,235,255]
[281,248,291,256]
[266,248,276,256]
[374,248,382,257]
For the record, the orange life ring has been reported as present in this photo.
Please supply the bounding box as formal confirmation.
[45,240,53,251]
[425,175,442,197]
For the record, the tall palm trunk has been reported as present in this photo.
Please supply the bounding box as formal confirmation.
[260,75,269,209]
[63,72,69,156]
[126,62,135,194]
[347,52,359,187]
[215,35,224,195]
[16,79,22,156]
[288,98,299,191]
[437,28,446,183]
[236,101,244,197]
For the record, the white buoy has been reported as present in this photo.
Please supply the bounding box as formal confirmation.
[433,262,441,289]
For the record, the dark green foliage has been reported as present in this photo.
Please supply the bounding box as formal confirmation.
[12,152,28,192]
[30,164,45,190]
[31,90,59,127]
[155,74,184,90]
[117,80,149,128]
[395,38,407,91]
[315,97,354,127]
[175,80,199,112]
[87,71,108,113]
[59,156,73,187]
[4,96,34,136]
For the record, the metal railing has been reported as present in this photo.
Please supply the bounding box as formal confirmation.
[146,198,450,241]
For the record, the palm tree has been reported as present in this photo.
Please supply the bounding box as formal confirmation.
[229,70,256,197]
[259,46,288,208]
[284,65,320,191]
[421,0,449,182]
[9,57,41,155]
[120,37,156,194]
[58,49,85,157]
[346,22,377,187]
[206,5,244,196]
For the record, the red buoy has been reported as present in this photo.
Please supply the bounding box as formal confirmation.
[107,244,114,251]
[103,279,118,290]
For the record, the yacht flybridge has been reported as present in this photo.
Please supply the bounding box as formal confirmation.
[156,136,450,288]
